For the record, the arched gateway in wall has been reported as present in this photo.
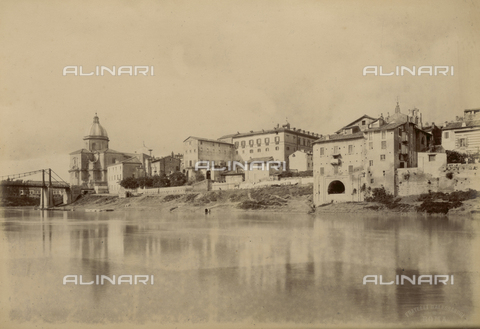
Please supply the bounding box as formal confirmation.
[327,180,345,194]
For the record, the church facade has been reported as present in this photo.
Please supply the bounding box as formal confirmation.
[69,114,150,191]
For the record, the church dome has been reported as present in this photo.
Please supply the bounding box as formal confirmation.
[84,114,108,140]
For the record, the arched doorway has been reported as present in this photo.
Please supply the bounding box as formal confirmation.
[328,180,345,194]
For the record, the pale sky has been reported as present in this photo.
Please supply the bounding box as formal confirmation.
[1,0,479,181]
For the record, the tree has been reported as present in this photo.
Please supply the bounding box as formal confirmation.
[136,176,153,188]
[446,150,476,164]
[169,172,187,187]
[119,177,139,189]
[152,174,170,187]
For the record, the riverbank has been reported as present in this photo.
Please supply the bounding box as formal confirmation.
[50,185,480,216]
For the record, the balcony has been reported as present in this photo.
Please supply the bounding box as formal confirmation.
[330,158,342,165]
[399,153,409,162]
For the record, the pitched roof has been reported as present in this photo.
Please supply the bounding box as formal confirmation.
[69,148,90,155]
[219,127,320,140]
[335,115,377,133]
[104,149,125,154]
[70,148,132,155]
[183,136,234,145]
[151,155,181,163]
[313,131,365,144]
[365,121,404,132]
[443,120,480,131]
[107,156,142,167]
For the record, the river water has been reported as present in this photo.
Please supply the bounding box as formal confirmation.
[0,208,479,328]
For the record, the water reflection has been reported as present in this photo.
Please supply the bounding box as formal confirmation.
[0,208,478,326]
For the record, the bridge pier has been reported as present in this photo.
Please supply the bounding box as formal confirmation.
[63,189,71,204]
[39,169,54,209]
[40,187,54,209]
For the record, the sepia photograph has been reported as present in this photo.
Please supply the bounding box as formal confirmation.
[0,0,479,328]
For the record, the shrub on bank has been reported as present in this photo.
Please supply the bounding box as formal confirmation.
[364,187,395,204]
[417,189,477,202]
[163,194,181,202]
[364,187,405,210]
[415,189,477,214]
[0,196,39,207]
[184,193,199,202]
[416,200,462,214]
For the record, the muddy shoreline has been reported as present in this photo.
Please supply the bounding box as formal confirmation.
[3,185,476,217]
[2,186,479,216]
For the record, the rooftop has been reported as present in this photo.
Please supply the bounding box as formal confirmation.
[313,131,365,144]
[107,156,142,167]
[335,114,377,133]
[183,136,234,146]
[443,120,480,131]
[219,126,321,140]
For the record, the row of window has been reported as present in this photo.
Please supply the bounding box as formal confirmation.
[188,140,233,148]
[319,145,359,155]
[319,140,395,155]
[235,137,281,148]
[368,141,388,150]
[235,146,281,154]
[319,167,389,177]
[233,136,314,148]
[443,132,469,147]
[368,130,388,140]
[109,174,123,181]
[319,165,354,175]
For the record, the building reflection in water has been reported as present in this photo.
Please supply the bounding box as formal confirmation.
[0,209,477,326]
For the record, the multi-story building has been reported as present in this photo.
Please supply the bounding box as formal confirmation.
[289,150,313,172]
[313,104,431,205]
[422,122,443,150]
[107,156,144,193]
[172,153,184,171]
[218,123,321,167]
[442,108,480,156]
[183,136,235,181]
[151,155,181,176]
